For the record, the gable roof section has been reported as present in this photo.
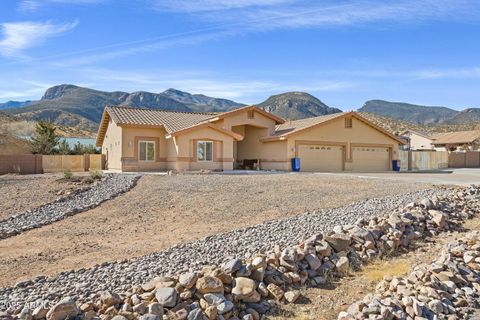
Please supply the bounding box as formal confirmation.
[96,105,284,147]
[261,111,405,144]
[96,106,218,146]
[207,105,285,124]
[167,122,244,141]
[430,130,480,145]
[400,130,432,139]
[106,106,216,132]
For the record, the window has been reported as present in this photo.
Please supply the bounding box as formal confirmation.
[139,141,155,161]
[345,117,352,128]
[197,141,213,161]
[247,110,255,119]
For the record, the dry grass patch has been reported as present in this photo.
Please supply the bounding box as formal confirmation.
[269,313,311,320]
[360,259,410,282]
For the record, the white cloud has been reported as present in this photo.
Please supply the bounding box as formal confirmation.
[154,0,480,31]
[154,0,294,12]
[76,68,355,103]
[18,0,104,12]
[411,67,480,79]
[0,20,78,57]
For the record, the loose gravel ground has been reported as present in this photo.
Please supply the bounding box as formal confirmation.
[0,173,89,220]
[0,174,139,239]
[0,182,450,308]
[0,174,429,288]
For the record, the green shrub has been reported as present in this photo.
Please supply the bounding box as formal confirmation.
[63,170,73,179]
[89,169,102,180]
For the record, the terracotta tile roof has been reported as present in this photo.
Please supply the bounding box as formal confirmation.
[105,106,217,134]
[401,130,432,139]
[261,111,405,144]
[430,130,480,145]
[270,112,348,137]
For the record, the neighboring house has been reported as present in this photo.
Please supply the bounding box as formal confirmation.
[0,133,31,155]
[96,105,404,172]
[430,130,480,151]
[401,130,435,150]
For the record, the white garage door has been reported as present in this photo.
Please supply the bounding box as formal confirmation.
[298,145,343,172]
[352,146,390,172]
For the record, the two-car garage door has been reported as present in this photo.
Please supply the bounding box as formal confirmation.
[352,146,390,172]
[297,144,391,172]
[298,145,344,172]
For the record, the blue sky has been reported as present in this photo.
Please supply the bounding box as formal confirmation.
[0,0,479,110]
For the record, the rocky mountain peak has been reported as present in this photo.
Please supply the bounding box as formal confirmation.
[41,84,80,100]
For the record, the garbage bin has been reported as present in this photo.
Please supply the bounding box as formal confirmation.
[291,158,300,172]
[392,159,401,172]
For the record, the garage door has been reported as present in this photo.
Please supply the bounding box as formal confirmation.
[352,146,390,172]
[298,145,343,172]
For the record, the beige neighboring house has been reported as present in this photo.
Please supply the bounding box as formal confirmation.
[401,130,435,150]
[96,105,404,172]
[430,130,480,151]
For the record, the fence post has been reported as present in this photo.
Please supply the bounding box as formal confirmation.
[408,150,412,171]
[84,154,90,171]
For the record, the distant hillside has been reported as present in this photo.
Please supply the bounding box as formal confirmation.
[257,92,342,120]
[0,100,33,110]
[162,88,245,111]
[6,85,479,136]
[446,108,480,125]
[5,85,245,132]
[359,100,460,125]
[360,112,480,136]
[0,111,93,138]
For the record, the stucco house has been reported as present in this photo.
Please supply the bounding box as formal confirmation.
[96,105,404,172]
[430,130,480,151]
[401,130,435,150]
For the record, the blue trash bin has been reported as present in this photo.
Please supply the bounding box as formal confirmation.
[291,158,300,172]
[392,159,401,172]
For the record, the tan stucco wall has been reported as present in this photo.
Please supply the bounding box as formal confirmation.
[234,125,288,170]
[214,110,277,134]
[405,132,434,150]
[102,119,122,170]
[173,127,235,171]
[213,109,287,170]
[121,126,167,171]
[283,116,400,171]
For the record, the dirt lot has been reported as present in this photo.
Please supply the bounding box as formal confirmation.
[270,217,480,320]
[0,173,428,287]
[0,173,90,220]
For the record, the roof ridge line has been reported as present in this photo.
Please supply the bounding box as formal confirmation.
[106,105,221,116]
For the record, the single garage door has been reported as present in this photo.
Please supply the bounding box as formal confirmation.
[352,146,390,172]
[298,144,343,172]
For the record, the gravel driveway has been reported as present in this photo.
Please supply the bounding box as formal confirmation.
[0,173,429,287]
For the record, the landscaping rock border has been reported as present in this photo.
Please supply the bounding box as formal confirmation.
[338,230,480,319]
[0,174,140,240]
[0,188,449,311]
[1,186,478,319]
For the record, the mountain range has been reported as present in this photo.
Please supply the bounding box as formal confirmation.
[0,100,33,110]
[1,85,337,132]
[1,84,478,136]
[359,100,480,125]
[2,85,246,132]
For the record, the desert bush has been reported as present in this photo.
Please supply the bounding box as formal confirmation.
[63,170,73,179]
[89,169,102,180]
[12,164,21,174]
